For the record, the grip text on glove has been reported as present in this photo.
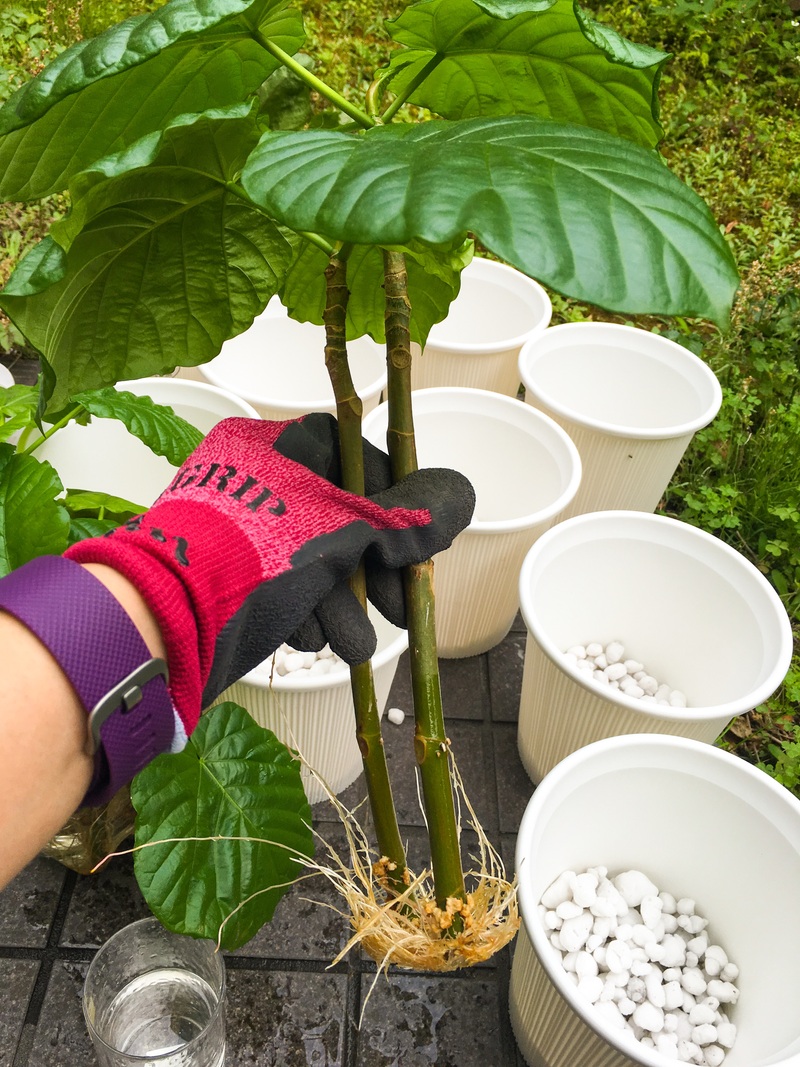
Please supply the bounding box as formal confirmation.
[164,462,287,516]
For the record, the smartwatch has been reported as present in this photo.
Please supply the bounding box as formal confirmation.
[0,555,175,806]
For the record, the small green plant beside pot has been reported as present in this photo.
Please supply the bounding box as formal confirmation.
[0,0,739,962]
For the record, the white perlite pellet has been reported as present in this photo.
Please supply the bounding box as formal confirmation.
[270,642,344,679]
[564,642,688,708]
[539,867,739,1064]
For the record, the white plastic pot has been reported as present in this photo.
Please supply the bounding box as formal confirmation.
[0,363,14,388]
[218,609,408,804]
[363,388,581,658]
[411,257,552,396]
[34,377,259,508]
[518,322,722,518]
[510,733,800,1067]
[197,308,386,420]
[517,511,793,784]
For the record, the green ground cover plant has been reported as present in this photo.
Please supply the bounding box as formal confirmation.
[0,0,796,827]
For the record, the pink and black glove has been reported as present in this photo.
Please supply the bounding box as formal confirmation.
[65,413,475,741]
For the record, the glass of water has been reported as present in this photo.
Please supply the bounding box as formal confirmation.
[83,917,226,1066]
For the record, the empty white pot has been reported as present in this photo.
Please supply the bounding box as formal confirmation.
[518,322,722,517]
[217,609,408,804]
[363,388,581,658]
[34,377,259,508]
[511,733,800,1067]
[411,257,552,396]
[198,308,387,421]
[517,511,793,784]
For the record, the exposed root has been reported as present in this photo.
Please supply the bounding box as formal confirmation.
[300,751,519,975]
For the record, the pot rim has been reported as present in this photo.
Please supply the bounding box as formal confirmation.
[514,732,800,1067]
[517,510,793,720]
[363,387,582,534]
[422,257,553,355]
[518,322,722,440]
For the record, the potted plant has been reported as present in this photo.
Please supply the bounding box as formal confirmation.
[0,0,738,962]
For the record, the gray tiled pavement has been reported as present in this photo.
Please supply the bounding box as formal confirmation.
[0,352,535,1066]
[0,634,532,1067]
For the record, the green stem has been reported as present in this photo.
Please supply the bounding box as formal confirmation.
[382,249,466,912]
[20,404,83,455]
[322,254,409,892]
[380,55,444,124]
[255,35,376,130]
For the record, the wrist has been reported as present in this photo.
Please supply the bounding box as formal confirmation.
[79,564,167,662]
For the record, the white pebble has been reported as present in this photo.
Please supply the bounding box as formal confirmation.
[576,657,594,671]
[640,894,663,929]
[690,1003,718,1025]
[567,645,587,658]
[620,681,645,698]
[593,1000,627,1029]
[284,651,305,672]
[624,659,644,673]
[604,662,627,681]
[614,870,659,908]
[594,653,608,669]
[556,900,583,921]
[572,871,600,908]
[715,1022,736,1048]
[677,898,696,916]
[703,945,728,976]
[542,871,576,909]
[681,968,708,997]
[606,641,625,663]
[577,975,604,1003]
[655,1032,679,1058]
[678,1040,703,1063]
[706,980,739,1004]
[632,1001,664,1033]
[559,912,593,952]
[704,1047,725,1067]
[586,642,603,657]
[387,707,405,725]
[692,1023,718,1046]
[605,940,633,973]
[669,689,688,708]
[544,910,561,930]
[664,980,684,1010]
[575,951,598,979]
[719,962,739,983]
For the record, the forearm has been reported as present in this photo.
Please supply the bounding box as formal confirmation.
[0,564,166,888]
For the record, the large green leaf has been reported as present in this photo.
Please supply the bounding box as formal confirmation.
[381,0,668,147]
[280,236,474,347]
[0,444,70,575]
[74,388,204,465]
[241,119,739,326]
[0,106,294,410]
[64,489,148,518]
[132,703,313,950]
[0,385,38,443]
[0,0,304,200]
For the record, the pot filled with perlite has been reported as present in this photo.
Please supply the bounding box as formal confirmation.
[516,510,792,785]
[215,605,408,804]
[510,733,800,1067]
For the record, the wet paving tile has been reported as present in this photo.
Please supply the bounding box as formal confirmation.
[60,853,150,948]
[0,857,65,948]
[230,823,356,963]
[0,959,39,1066]
[225,969,347,1066]
[356,972,507,1067]
[493,724,535,836]
[488,633,527,723]
[28,960,94,1067]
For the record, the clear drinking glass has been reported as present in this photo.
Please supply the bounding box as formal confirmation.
[83,917,226,1066]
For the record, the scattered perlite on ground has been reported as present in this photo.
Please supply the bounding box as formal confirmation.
[539,867,739,1064]
[564,641,688,707]
[270,642,345,678]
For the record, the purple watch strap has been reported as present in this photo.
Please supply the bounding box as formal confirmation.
[0,556,175,806]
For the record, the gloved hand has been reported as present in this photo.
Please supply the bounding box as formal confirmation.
[65,413,475,739]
